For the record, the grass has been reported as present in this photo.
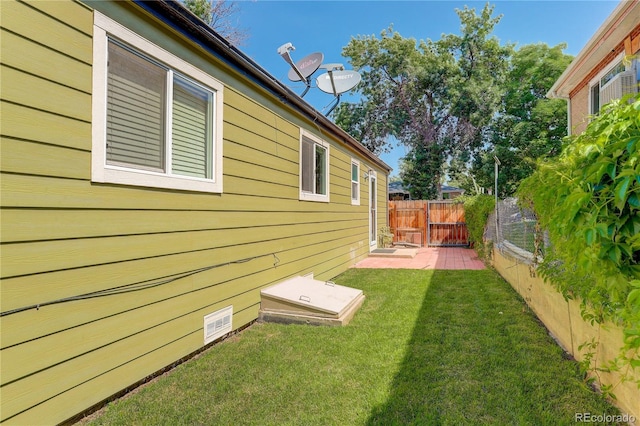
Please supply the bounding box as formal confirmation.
[83,269,620,425]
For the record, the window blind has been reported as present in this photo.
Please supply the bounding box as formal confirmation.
[172,77,212,179]
[106,41,166,171]
[301,136,314,192]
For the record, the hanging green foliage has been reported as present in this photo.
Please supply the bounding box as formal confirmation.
[518,94,640,376]
[460,194,495,259]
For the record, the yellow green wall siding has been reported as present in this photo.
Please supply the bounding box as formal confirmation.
[0,1,389,424]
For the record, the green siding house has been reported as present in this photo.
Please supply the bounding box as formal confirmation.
[0,0,390,423]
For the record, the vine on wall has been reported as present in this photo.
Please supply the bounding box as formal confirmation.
[517,94,640,388]
[460,194,495,259]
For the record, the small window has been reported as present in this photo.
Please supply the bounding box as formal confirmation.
[589,58,627,115]
[351,159,360,205]
[600,61,625,87]
[590,84,600,115]
[92,12,223,193]
[299,130,329,202]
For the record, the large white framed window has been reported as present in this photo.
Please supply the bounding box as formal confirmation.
[92,12,223,193]
[351,159,360,205]
[588,53,627,115]
[299,130,329,202]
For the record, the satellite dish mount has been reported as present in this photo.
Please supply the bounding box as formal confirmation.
[278,43,323,98]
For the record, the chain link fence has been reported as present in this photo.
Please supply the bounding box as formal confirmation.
[484,197,548,264]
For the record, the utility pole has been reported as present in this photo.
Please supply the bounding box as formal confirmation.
[494,155,501,243]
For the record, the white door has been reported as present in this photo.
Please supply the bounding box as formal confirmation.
[369,171,377,249]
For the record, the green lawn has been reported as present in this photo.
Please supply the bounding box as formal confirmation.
[83,269,619,425]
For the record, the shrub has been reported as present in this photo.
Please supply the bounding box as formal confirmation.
[378,226,394,248]
[518,94,640,378]
[461,194,495,258]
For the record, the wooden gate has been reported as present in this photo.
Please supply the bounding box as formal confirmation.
[427,200,469,246]
[389,200,469,247]
[388,200,427,246]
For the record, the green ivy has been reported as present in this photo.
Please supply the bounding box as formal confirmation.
[517,94,640,380]
[460,194,495,258]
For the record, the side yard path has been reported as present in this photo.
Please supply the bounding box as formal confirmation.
[82,269,619,425]
[353,247,485,269]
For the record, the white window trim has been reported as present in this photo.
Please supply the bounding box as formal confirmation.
[350,159,360,206]
[369,169,378,249]
[92,12,224,193]
[588,52,625,115]
[298,129,330,203]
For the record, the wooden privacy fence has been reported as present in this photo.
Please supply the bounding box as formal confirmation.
[427,200,469,246]
[389,200,469,247]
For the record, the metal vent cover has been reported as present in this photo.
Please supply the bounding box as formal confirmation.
[204,305,232,345]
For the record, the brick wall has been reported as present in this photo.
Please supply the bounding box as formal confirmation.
[569,85,589,135]
[566,23,640,136]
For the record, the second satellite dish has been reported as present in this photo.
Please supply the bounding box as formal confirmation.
[316,70,362,96]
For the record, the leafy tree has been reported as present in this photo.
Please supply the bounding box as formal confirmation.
[181,0,247,45]
[388,174,403,184]
[399,144,444,200]
[446,149,485,195]
[334,4,511,197]
[471,43,573,196]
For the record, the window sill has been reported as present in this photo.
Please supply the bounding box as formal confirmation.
[299,191,330,203]
[92,165,223,193]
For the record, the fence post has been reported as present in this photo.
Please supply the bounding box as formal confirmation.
[392,203,397,243]
[423,203,428,247]
[494,156,501,244]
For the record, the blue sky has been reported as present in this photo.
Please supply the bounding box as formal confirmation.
[233,0,620,176]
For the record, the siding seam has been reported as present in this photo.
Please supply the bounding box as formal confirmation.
[15,0,93,37]
[0,99,92,125]
[0,27,92,66]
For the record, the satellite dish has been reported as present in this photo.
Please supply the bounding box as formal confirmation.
[276,44,361,109]
[316,70,362,96]
[287,52,324,82]
[277,43,324,97]
[315,65,362,115]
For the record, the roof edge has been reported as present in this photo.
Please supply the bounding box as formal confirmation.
[547,0,640,99]
[133,0,392,172]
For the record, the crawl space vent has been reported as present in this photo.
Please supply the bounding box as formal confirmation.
[204,305,232,345]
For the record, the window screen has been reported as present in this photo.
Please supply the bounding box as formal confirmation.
[351,162,359,200]
[172,76,212,179]
[315,145,327,195]
[590,84,600,115]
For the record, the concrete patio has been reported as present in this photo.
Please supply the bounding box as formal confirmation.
[352,247,485,270]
